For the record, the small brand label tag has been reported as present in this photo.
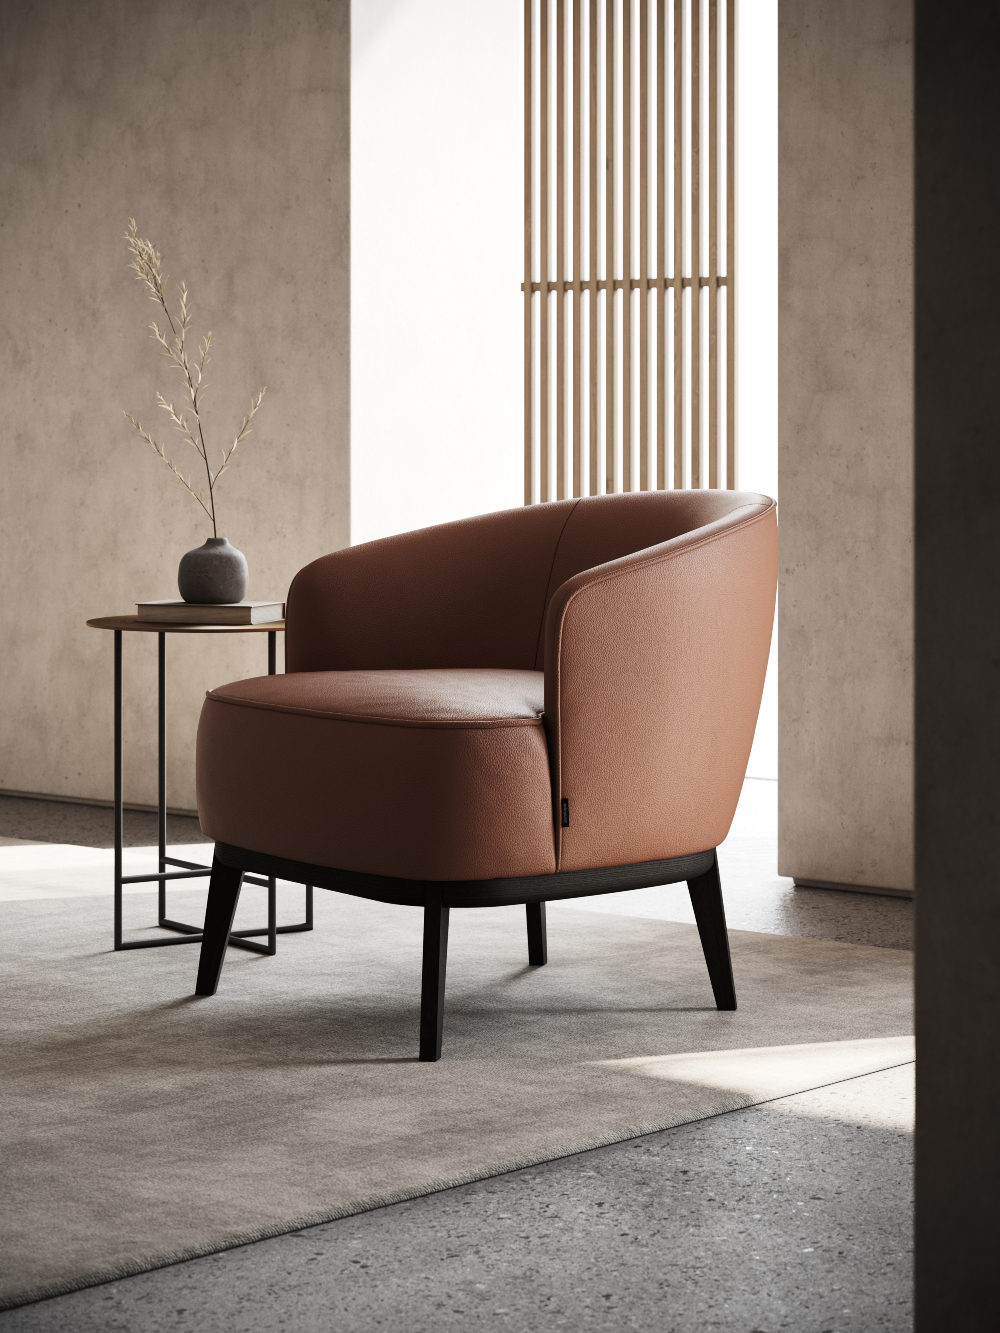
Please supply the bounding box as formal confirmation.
[561,798,570,828]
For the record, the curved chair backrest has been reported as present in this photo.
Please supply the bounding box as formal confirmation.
[285,491,772,675]
[285,499,576,674]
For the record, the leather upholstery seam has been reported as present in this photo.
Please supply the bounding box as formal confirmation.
[533,498,582,672]
[549,500,775,875]
[556,502,774,612]
[552,606,566,874]
[204,696,546,730]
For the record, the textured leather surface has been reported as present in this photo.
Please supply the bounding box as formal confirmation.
[208,668,545,728]
[544,498,778,871]
[199,491,777,884]
[534,490,764,668]
[285,502,578,673]
[198,668,556,881]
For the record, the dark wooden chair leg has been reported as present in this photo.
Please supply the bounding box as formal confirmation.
[195,854,244,996]
[526,901,548,965]
[419,890,450,1061]
[687,851,737,1010]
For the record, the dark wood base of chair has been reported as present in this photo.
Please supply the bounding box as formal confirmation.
[686,855,737,1010]
[420,892,450,1061]
[194,858,244,997]
[194,845,736,1060]
[526,901,547,965]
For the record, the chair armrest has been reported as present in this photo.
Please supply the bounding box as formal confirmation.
[543,499,777,872]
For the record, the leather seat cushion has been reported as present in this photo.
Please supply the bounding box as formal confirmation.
[197,668,557,882]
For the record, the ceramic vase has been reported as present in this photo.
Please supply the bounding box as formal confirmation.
[177,537,249,604]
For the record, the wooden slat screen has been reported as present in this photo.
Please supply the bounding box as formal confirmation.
[524,0,735,502]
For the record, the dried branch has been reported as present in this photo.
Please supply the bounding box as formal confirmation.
[150,322,191,382]
[216,388,267,481]
[178,282,192,340]
[123,220,270,537]
[156,393,205,458]
[123,412,214,521]
[197,332,212,389]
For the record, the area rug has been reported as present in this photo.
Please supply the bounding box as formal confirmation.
[0,867,912,1311]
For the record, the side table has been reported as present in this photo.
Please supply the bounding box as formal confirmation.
[86,615,313,953]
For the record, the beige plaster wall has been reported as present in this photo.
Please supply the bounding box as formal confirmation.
[0,0,350,813]
[778,0,913,890]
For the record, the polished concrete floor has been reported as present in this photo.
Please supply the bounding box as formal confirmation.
[0,783,914,1332]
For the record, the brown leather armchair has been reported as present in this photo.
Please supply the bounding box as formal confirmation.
[194,491,777,1059]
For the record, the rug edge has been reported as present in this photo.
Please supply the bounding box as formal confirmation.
[0,1055,916,1314]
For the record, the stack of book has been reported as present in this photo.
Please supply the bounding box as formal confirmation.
[136,600,285,626]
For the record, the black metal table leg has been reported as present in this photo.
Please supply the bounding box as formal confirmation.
[267,877,277,954]
[112,623,312,951]
[265,629,278,956]
[114,630,123,950]
[158,631,167,924]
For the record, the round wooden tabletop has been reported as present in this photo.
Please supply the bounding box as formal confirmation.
[87,615,285,635]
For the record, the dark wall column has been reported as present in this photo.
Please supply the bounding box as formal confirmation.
[915,3,1000,1327]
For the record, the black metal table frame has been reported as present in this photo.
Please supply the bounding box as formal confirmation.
[112,627,313,953]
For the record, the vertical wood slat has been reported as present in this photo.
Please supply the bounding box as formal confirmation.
[708,0,718,488]
[605,0,615,493]
[638,0,649,491]
[725,0,735,488]
[525,0,534,504]
[525,0,734,502]
[572,0,582,498]
[690,0,700,490]
[673,0,683,490]
[589,0,599,494]
[556,0,566,500]
[622,0,632,491]
[656,0,666,489]
[540,0,550,501]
